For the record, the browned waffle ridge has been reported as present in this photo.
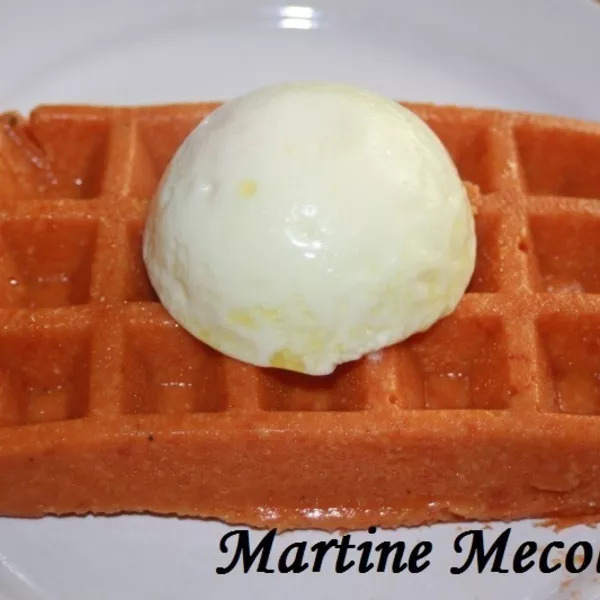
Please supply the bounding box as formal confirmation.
[1,102,600,530]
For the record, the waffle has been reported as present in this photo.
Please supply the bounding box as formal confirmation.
[0,102,600,531]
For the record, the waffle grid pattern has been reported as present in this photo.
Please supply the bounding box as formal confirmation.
[1,102,600,527]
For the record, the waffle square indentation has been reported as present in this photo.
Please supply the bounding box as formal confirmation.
[122,321,227,414]
[538,315,600,414]
[515,124,600,198]
[407,315,511,410]
[260,361,367,411]
[530,213,600,293]
[124,221,159,302]
[0,322,91,425]
[136,115,206,181]
[0,219,97,308]
[3,112,111,199]
[466,213,501,293]
[416,111,497,193]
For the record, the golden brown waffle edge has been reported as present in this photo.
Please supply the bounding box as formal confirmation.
[0,102,600,530]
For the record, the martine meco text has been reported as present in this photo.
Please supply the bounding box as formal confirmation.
[216,527,599,575]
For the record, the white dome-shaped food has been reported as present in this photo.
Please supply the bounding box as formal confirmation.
[143,83,476,375]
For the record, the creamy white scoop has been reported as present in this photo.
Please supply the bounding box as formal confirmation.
[143,83,475,375]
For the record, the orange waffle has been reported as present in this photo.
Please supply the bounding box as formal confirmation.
[1,102,600,531]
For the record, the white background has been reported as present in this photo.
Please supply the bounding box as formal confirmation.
[1,0,600,598]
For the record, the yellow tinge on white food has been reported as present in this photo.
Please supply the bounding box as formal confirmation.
[143,82,476,375]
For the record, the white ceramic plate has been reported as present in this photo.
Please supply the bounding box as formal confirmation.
[1,1,600,598]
